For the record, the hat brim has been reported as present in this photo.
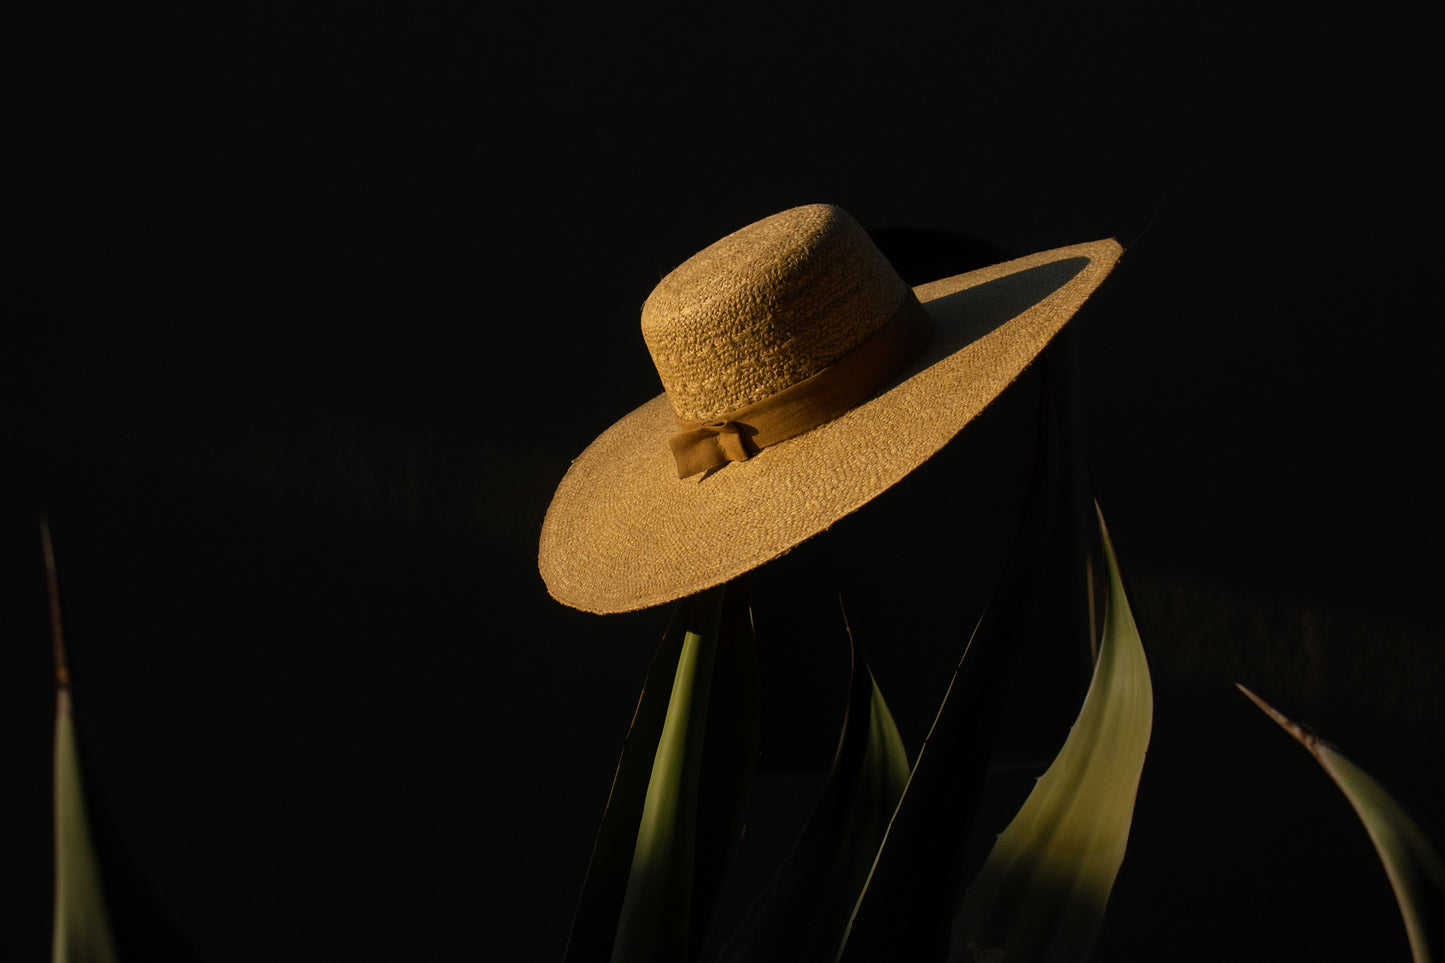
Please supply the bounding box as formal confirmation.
[539,239,1123,614]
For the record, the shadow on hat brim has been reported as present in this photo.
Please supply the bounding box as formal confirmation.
[539,238,1123,614]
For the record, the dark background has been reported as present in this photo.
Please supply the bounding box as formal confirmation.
[4,1,1441,959]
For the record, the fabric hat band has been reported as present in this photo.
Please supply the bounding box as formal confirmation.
[666,290,935,478]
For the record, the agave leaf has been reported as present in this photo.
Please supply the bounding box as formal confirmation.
[609,585,724,962]
[565,599,695,961]
[717,617,910,963]
[1238,685,1445,963]
[44,516,120,963]
[949,505,1153,963]
[837,368,1067,961]
[43,517,198,963]
[566,580,759,963]
[53,687,122,963]
[691,579,762,957]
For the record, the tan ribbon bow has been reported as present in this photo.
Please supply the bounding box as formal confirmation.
[667,291,934,478]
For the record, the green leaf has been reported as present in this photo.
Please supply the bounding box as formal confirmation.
[1238,685,1445,963]
[565,599,694,961]
[609,585,725,962]
[44,514,121,963]
[53,687,122,963]
[838,369,1068,961]
[949,504,1153,963]
[717,617,910,963]
[691,580,763,957]
[565,580,759,963]
[43,516,197,962]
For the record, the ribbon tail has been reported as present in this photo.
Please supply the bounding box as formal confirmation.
[668,422,757,478]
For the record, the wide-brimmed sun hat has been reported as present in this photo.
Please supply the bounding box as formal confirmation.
[539,204,1122,614]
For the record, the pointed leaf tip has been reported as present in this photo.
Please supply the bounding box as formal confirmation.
[1239,686,1445,962]
[45,516,119,963]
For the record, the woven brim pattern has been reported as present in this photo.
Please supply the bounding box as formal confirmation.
[539,239,1123,613]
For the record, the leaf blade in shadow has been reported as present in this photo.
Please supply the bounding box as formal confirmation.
[949,505,1153,962]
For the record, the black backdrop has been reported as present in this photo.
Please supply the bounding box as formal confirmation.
[4,2,1441,960]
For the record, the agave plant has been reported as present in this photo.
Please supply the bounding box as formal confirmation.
[36,396,1441,963]
[561,374,1157,963]
[560,378,1443,962]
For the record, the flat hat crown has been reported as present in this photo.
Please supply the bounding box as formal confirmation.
[641,204,910,423]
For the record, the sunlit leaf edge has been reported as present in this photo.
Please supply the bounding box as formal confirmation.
[1238,684,1445,963]
[949,503,1153,962]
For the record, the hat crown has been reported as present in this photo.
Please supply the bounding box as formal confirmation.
[641,204,909,423]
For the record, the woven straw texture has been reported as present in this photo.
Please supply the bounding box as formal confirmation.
[642,205,908,423]
[539,208,1122,613]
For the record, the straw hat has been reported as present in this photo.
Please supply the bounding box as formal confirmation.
[539,204,1122,614]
